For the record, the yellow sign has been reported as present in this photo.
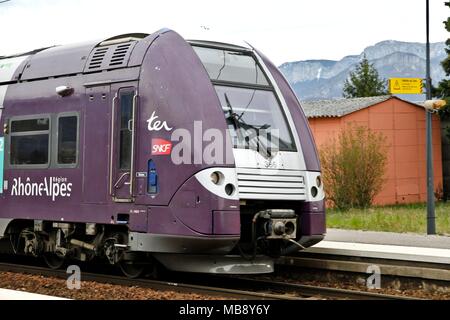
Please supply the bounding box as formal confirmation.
[389,78,423,94]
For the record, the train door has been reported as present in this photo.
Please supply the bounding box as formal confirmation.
[83,85,111,204]
[110,84,138,202]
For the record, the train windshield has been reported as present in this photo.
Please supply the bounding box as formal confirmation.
[193,46,296,153]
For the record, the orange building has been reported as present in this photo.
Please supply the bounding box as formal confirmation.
[301,96,442,205]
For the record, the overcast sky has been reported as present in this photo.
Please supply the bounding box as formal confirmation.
[0,0,448,65]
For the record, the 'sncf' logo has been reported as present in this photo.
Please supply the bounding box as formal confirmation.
[152,138,172,155]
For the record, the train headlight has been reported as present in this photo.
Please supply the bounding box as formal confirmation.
[210,171,224,185]
[311,186,318,198]
[195,168,239,200]
[225,183,235,196]
[316,175,322,188]
[304,172,325,201]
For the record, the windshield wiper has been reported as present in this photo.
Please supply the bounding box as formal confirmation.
[224,93,245,142]
[224,93,238,125]
[224,93,274,158]
[238,121,273,158]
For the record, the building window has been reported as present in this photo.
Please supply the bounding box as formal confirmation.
[10,117,50,165]
[57,115,78,165]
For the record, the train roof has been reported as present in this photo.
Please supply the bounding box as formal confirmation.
[0,31,161,85]
[0,29,255,86]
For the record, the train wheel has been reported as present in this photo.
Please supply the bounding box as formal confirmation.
[118,260,146,279]
[43,253,65,270]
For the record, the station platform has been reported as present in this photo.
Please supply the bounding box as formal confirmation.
[300,228,450,265]
[325,228,450,249]
[0,288,68,300]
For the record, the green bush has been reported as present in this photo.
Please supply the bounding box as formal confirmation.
[320,124,387,210]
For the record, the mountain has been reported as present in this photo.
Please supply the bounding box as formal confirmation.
[279,40,447,101]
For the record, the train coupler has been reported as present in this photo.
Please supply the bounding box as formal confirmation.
[254,209,298,240]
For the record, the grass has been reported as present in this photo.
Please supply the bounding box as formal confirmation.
[326,202,450,235]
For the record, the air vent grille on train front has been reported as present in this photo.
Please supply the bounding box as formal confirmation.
[109,43,132,66]
[88,47,108,70]
[84,41,137,73]
[236,168,307,201]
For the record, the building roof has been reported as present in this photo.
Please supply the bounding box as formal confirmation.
[300,95,417,118]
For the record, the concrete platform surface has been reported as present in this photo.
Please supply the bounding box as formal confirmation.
[0,288,68,300]
[307,240,450,264]
[325,228,450,249]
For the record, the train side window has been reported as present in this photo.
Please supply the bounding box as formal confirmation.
[10,117,50,166]
[57,115,78,165]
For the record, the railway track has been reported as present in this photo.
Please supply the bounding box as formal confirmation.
[0,262,291,300]
[0,261,418,300]
[279,251,450,283]
[184,275,418,300]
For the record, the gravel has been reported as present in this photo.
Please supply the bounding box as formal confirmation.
[261,267,450,300]
[0,272,228,300]
[2,267,448,300]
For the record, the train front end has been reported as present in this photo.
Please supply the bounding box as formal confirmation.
[188,40,326,264]
[0,30,324,277]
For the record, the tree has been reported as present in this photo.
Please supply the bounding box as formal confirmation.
[320,124,387,210]
[434,2,450,118]
[343,55,387,98]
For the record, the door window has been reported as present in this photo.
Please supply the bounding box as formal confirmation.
[119,92,134,170]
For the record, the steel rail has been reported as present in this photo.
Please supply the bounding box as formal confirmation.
[279,252,450,282]
[0,261,419,300]
[0,262,300,300]
[210,276,420,300]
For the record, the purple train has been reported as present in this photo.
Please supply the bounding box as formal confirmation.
[0,29,325,277]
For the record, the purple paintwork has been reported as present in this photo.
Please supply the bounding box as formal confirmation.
[299,200,326,235]
[0,29,324,246]
[147,176,239,236]
[135,30,235,206]
[0,29,239,238]
[21,42,97,80]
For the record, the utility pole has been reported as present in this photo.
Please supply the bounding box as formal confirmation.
[425,0,436,235]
